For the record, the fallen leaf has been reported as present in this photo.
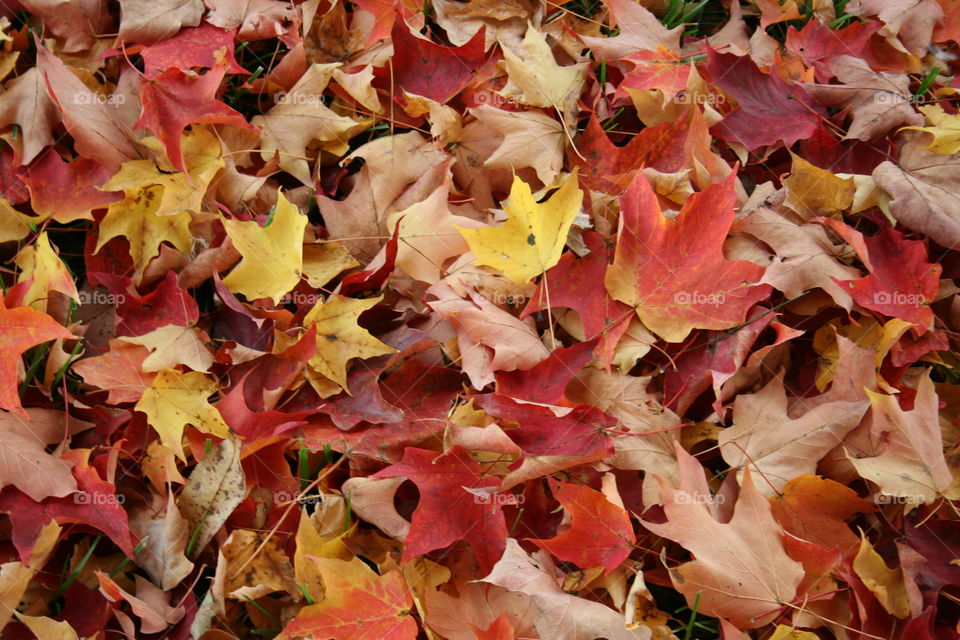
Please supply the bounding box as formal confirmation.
[457,172,583,283]
[178,435,246,558]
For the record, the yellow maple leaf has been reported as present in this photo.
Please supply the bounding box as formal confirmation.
[500,23,588,117]
[302,241,359,288]
[456,172,583,283]
[222,189,307,305]
[103,135,223,216]
[783,153,855,217]
[135,369,229,461]
[901,104,960,154]
[304,295,396,394]
[0,200,39,243]
[15,232,79,311]
[95,127,224,282]
[853,536,911,619]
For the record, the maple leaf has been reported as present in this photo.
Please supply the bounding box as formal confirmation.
[0,297,73,416]
[705,46,825,150]
[527,478,635,573]
[277,558,417,640]
[457,172,583,283]
[427,282,550,389]
[386,19,486,104]
[94,127,224,282]
[371,446,507,573]
[118,324,214,372]
[605,170,771,343]
[846,373,953,504]
[35,42,141,172]
[817,218,940,329]
[0,409,79,501]
[846,0,944,56]
[0,448,136,558]
[96,572,185,633]
[805,56,922,141]
[117,0,203,44]
[617,45,690,103]
[115,271,200,336]
[72,340,156,404]
[900,104,960,154]
[472,394,616,490]
[470,104,565,188]
[136,63,253,173]
[785,19,880,82]
[222,190,307,305]
[386,183,482,284]
[769,475,876,554]
[0,68,58,164]
[719,374,869,496]
[572,112,689,191]
[22,152,122,223]
[733,201,860,309]
[482,538,652,640]
[520,232,633,368]
[14,232,80,311]
[642,457,805,628]
[6,5,960,639]
[499,23,588,119]
[663,306,773,416]
[252,63,370,185]
[135,369,230,461]
[138,22,247,78]
[871,130,960,248]
[303,295,397,394]
[580,0,681,60]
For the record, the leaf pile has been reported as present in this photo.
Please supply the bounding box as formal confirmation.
[1,1,960,638]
